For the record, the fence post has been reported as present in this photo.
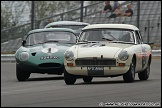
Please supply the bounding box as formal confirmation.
[85,7,87,17]
[137,1,140,28]
[61,14,64,21]
[147,20,150,44]
[31,1,35,30]
[80,1,84,22]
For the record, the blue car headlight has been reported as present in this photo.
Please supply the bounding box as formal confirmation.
[118,50,129,61]
[64,50,74,61]
[19,52,29,61]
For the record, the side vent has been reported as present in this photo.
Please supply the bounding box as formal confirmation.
[31,52,36,56]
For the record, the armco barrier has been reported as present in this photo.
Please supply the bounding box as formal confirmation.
[1,50,161,62]
[1,54,16,62]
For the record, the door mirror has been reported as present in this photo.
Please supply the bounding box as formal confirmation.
[22,40,26,46]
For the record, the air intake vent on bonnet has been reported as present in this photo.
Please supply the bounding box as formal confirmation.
[31,52,36,56]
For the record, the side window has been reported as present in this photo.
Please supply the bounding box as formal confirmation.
[135,31,141,44]
[138,31,144,43]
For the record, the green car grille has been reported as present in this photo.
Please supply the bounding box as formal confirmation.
[38,63,61,68]
[75,58,116,66]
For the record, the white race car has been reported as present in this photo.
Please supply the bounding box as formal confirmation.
[64,24,152,85]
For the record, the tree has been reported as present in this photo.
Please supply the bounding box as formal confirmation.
[1,1,99,30]
[1,2,12,30]
[1,1,28,29]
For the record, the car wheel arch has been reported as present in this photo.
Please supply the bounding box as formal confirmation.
[123,55,136,83]
[132,54,136,70]
[148,54,152,65]
[16,64,30,81]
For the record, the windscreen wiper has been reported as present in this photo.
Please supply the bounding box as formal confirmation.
[111,41,134,44]
[77,40,99,44]
[102,37,113,41]
[44,40,59,43]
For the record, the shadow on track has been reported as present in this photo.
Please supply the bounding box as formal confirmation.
[25,76,64,82]
[74,79,153,85]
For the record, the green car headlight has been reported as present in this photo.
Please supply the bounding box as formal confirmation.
[19,52,29,61]
[64,50,74,61]
[118,50,129,61]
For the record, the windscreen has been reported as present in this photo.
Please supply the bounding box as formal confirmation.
[25,31,76,45]
[79,29,134,43]
[47,25,87,34]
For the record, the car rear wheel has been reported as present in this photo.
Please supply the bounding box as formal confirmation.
[123,61,135,83]
[82,76,93,83]
[138,63,150,80]
[64,69,76,85]
[16,64,30,81]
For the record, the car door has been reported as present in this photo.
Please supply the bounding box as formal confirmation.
[134,31,143,72]
[138,31,148,70]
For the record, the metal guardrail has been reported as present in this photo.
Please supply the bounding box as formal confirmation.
[151,50,161,57]
[1,50,161,62]
[1,54,16,62]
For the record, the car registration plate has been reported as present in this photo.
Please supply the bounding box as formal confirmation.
[87,66,104,76]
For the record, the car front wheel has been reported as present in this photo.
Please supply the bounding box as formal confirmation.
[123,61,135,83]
[138,63,150,80]
[16,64,30,81]
[64,69,76,85]
[82,76,93,83]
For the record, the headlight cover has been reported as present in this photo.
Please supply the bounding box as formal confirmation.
[64,50,74,61]
[19,52,29,61]
[118,50,129,61]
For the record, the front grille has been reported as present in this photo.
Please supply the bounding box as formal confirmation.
[38,63,61,68]
[75,58,116,66]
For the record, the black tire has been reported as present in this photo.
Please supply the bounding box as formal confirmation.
[138,64,150,80]
[16,65,30,81]
[64,69,76,85]
[82,76,93,83]
[123,61,135,83]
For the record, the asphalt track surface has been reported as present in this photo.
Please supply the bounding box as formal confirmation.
[1,59,161,107]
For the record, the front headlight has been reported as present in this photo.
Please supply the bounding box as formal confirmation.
[64,50,74,61]
[19,52,29,61]
[118,50,129,61]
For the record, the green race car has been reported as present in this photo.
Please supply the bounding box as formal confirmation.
[15,28,77,81]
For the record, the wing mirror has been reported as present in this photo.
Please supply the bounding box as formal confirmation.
[22,40,26,46]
